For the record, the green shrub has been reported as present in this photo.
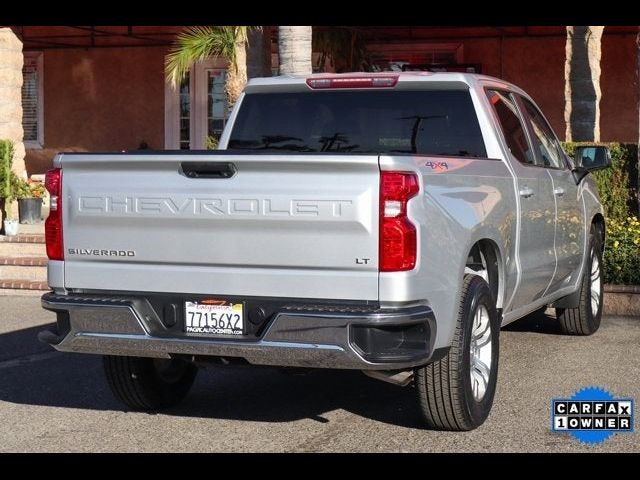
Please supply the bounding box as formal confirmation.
[11,173,31,200]
[0,140,13,200]
[0,140,15,219]
[563,142,635,222]
[564,142,639,284]
[206,135,219,150]
[603,216,640,284]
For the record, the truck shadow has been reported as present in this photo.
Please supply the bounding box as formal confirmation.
[502,308,563,335]
[0,324,426,427]
[0,308,559,429]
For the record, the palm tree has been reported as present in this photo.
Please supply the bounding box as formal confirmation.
[165,26,249,109]
[278,26,312,75]
[313,26,371,73]
[247,26,272,78]
[564,26,605,141]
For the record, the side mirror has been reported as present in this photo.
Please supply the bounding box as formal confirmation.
[573,145,612,172]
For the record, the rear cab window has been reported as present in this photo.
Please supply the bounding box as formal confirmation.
[519,96,567,169]
[485,89,534,166]
[228,90,487,157]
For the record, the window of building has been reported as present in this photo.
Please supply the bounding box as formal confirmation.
[207,70,228,144]
[178,73,191,150]
[486,90,533,165]
[165,58,228,150]
[519,96,566,169]
[365,42,466,72]
[22,52,44,148]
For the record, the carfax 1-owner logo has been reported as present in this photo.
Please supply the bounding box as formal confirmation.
[552,387,634,444]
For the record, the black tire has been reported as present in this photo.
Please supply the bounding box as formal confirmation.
[103,355,198,410]
[556,227,603,335]
[415,275,500,431]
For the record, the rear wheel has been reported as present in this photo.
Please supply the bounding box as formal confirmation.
[415,274,500,430]
[556,227,603,335]
[103,355,198,410]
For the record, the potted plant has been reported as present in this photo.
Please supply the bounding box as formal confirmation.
[0,140,19,236]
[14,176,45,224]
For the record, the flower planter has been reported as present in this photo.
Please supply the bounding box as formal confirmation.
[18,198,43,224]
[3,218,18,236]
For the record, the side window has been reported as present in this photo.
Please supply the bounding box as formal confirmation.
[520,97,566,169]
[486,90,534,165]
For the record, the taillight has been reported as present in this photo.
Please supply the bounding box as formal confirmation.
[306,75,398,89]
[379,172,419,272]
[45,168,63,260]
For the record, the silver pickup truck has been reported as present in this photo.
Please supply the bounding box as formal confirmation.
[39,72,610,430]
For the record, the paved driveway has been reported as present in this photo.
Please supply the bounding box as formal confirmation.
[0,296,638,452]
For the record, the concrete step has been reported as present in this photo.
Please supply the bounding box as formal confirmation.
[0,257,48,282]
[0,279,49,291]
[0,242,46,256]
[16,219,46,236]
[0,288,47,296]
[0,256,48,266]
[0,234,45,244]
[0,236,49,288]
[0,267,47,282]
[0,234,46,257]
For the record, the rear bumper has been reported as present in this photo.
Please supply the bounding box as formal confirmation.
[40,292,441,370]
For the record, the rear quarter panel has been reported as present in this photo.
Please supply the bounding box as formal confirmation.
[379,155,518,349]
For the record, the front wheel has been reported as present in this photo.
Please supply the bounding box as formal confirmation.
[415,274,500,430]
[556,227,603,335]
[103,355,198,410]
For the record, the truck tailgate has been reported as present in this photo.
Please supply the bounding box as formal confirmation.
[60,153,379,300]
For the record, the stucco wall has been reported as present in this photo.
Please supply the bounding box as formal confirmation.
[464,33,638,143]
[600,34,639,142]
[23,31,638,175]
[25,46,168,174]
[0,28,25,174]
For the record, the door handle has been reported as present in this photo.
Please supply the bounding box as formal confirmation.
[554,187,565,197]
[519,187,535,198]
[181,162,237,179]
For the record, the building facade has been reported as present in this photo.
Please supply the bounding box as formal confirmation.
[1,25,638,176]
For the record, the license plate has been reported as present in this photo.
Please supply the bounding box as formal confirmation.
[184,300,244,336]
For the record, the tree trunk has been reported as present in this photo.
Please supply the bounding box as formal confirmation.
[247,26,272,78]
[278,26,312,75]
[564,26,605,142]
[225,38,248,110]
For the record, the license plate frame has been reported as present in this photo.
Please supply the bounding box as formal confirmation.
[184,300,244,337]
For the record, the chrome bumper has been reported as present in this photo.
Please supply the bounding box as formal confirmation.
[40,292,438,370]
